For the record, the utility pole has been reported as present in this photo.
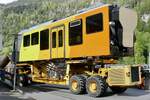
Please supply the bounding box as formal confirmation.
[11,35,23,94]
[12,36,17,91]
[13,60,17,91]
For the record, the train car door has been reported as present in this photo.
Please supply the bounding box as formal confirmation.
[51,26,65,59]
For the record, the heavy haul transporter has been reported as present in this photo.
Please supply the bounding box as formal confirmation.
[0,4,141,97]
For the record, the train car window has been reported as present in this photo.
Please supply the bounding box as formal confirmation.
[86,13,103,34]
[58,30,63,47]
[69,19,82,46]
[40,29,49,50]
[23,35,30,47]
[31,32,39,45]
[52,32,56,48]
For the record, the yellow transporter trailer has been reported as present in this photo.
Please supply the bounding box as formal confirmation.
[14,4,141,97]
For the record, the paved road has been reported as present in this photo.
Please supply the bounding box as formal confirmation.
[0,82,34,100]
[0,82,150,100]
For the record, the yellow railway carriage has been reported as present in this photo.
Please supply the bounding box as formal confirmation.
[19,4,110,62]
[14,3,141,97]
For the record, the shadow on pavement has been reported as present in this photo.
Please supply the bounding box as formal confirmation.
[21,83,66,93]
[22,84,115,97]
[118,88,150,97]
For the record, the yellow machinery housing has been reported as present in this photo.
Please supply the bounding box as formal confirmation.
[14,4,141,97]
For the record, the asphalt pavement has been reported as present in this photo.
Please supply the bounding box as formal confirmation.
[0,82,150,100]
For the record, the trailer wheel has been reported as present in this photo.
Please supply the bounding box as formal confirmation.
[19,76,24,81]
[18,82,24,87]
[18,76,25,87]
[110,87,127,94]
[86,76,107,97]
[27,79,32,85]
[69,75,86,94]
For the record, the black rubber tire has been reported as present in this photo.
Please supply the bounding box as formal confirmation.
[18,82,24,87]
[69,75,86,94]
[110,87,127,94]
[17,76,25,87]
[86,76,107,97]
[19,76,24,81]
[27,79,32,85]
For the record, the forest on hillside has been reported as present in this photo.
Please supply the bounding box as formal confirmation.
[0,0,150,64]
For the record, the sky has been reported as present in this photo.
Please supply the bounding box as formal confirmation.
[0,0,18,4]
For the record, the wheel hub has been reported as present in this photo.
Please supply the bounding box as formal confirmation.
[72,80,78,91]
[89,81,97,93]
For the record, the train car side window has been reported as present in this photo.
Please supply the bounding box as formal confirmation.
[31,32,39,45]
[58,30,63,47]
[40,29,49,50]
[86,13,103,34]
[52,32,56,48]
[69,19,82,46]
[23,35,30,47]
